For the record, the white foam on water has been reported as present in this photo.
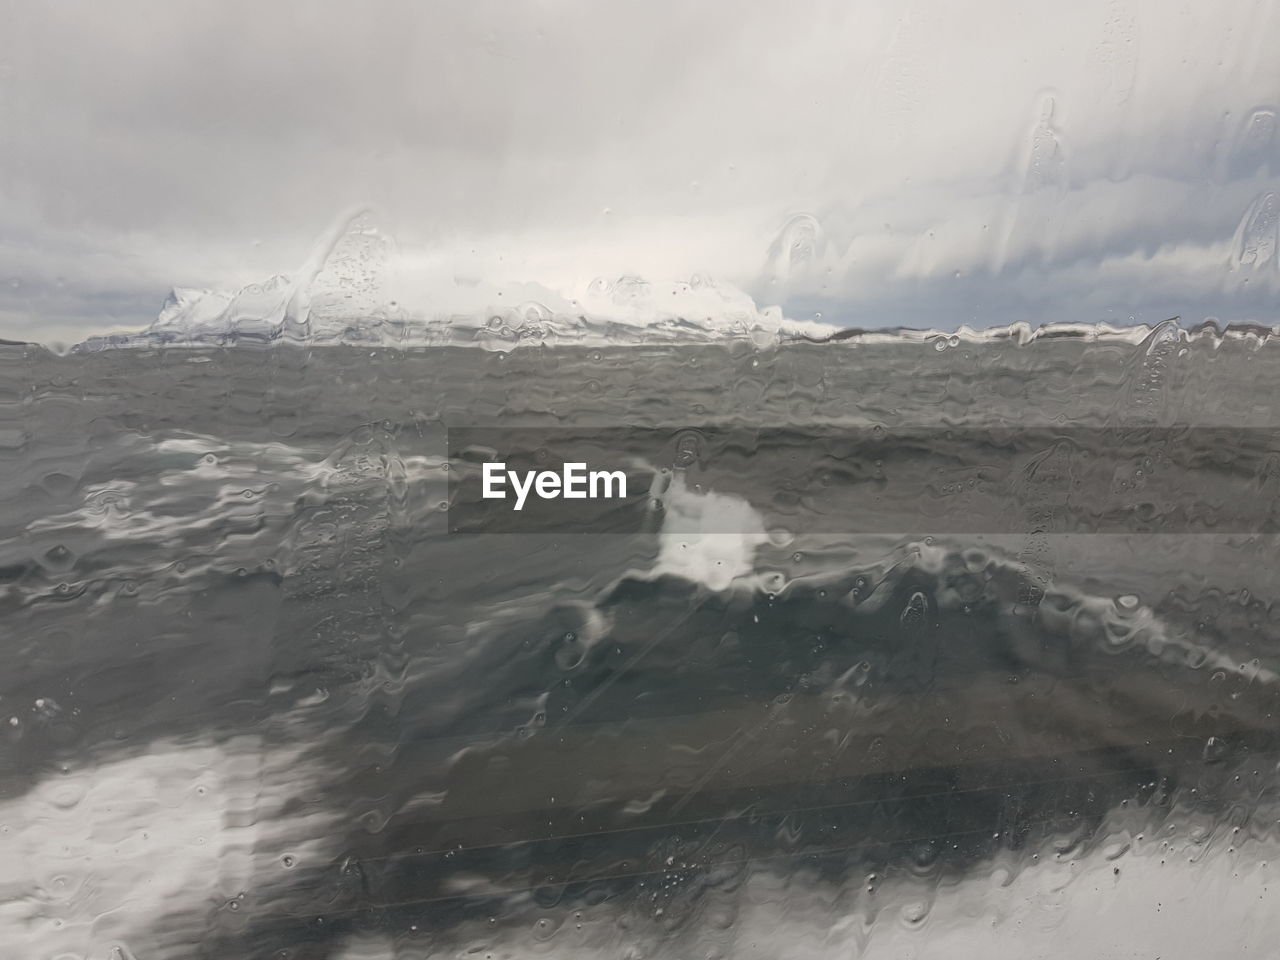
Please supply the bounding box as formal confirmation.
[726,829,1280,960]
[650,471,769,592]
[306,820,1280,959]
[0,738,337,960]
[10,430,443,602]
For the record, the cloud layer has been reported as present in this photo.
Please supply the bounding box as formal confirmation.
[2,0,1277,342]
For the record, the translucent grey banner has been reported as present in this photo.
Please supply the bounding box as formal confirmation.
[446,426,1280,534]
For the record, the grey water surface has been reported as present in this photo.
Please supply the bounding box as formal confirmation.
[3,333,1280,959]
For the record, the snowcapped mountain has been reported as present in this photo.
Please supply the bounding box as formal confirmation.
[69,209,1278,354]
[73,210,837,352]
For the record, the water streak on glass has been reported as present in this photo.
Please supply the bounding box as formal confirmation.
[2,2,1280,958]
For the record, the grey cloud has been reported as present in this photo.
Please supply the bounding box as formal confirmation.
[2,0,1278,341]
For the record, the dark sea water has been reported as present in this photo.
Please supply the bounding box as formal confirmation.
[4,331,1280,959]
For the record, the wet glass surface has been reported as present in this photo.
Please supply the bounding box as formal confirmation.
[5,337,1280,958]
[3,3,1280,958]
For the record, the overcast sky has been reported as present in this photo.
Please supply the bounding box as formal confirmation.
[2,0,1278,343]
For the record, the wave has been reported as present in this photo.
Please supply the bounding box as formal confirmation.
[6,381,1280,955]
[189,522,1280,955]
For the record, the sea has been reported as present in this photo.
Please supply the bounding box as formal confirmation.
[3,322,1280,959]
